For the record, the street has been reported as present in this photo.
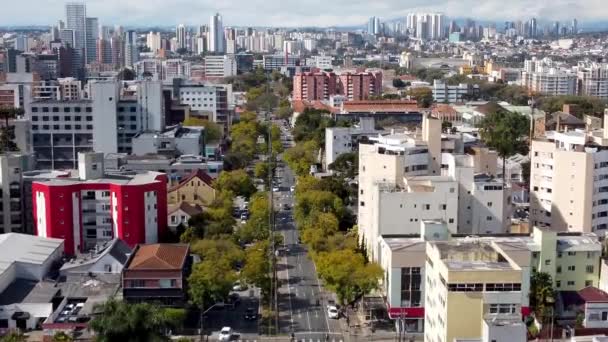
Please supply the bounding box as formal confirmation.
[273,123,344,342]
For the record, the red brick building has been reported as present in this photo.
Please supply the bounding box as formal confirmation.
[293,70,382,102]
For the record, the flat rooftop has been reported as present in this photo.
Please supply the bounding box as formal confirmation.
[0,233,64,276]
[433,241,516,271]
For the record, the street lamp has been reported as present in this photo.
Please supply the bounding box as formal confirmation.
[199,302,225,342]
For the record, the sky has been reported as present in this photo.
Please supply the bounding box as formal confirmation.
[0,0,606,27]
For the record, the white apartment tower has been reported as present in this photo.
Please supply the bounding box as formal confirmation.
[530,110,608,234]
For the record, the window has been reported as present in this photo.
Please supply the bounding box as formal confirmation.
[545,259,551,266]
[556,280,561,288]
[32,107,38,112]
[448,218,454,223]
[487,202,493,207]
[586,280,594,287]
[65,124,71,130]
[485,283,522,292]
[567,281,576,286]
[42,116,49,121]
[568,265,576,271]
[86,116,93,121]
[74,107,81,113]
[52,115,59,121]
[86,107,92,112]
[587,252,595,259]
[568,251,577,256]
[556,266,561,274]
[65,107,71,112]
[129,279,146,288]
[488,304,517,314]
[42,107,49,112]
[603,312,608,321]
[424,204,430,210]
[587,265,595,273]
[401,267,422,307]
[130,107,137,112]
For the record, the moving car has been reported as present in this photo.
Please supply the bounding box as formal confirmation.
[327,305,339,319]
[219,327,233,341]
[244,307,258,320]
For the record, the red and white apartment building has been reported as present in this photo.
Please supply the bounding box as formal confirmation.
[32,153,167,255]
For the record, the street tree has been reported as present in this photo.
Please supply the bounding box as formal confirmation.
[328,152,358,179]
[316,249,382,305]
[182,117,222,142]
[188,259,236,307]
[190,239,244,269]
[242,241,271,299]
[530,271,555,318]
[215,170,257,198]
[90,300,179,342]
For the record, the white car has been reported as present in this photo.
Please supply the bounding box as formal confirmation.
[219,327,232,341]
[272,186,280,192]
[327,305,339,319]
[290,185,295,192]
[232,281,247,291]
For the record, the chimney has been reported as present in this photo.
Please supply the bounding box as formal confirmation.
[604,108,608,139]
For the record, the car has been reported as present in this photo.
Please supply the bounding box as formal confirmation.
[327,305,339,319]
[290,185,295,192]
[272,186,280,192]
[282,203,290,210]
[219,327,233,341]
[244,307,258,320]
[232,281,247,292]
[227,293,241,307]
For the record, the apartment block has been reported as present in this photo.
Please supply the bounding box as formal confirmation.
[379,224,602,335]
[324,117,380,168]
[203,55,237,79]
[577,61,608,100]
[0,153,36,234]
[424,240,529,342]
[293,70,382,102]
[358,115,511,260]
[173,79,232,129]
[27,80,164,168]
[338,71,382,101]
[530,111,608,234]
[522,57,577,96]
[32,153,168,255]
[432,80,479,103]
[292,71,338,101]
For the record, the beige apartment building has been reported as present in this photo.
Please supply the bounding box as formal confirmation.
[530,110,608,234]
[424,240,529,342]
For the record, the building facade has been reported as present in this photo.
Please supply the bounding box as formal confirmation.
[32,153,168,255]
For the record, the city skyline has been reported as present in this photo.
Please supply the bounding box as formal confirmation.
[0,0,606,28]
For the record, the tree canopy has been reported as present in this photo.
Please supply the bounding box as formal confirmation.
[90,300,184,342]
[182,117,222,142]
[215,170,257,198]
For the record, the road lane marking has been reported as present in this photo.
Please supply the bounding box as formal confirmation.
[306,310,312,332]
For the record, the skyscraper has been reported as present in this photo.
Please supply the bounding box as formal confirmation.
[124,30,138,67]
[85,17,98,64]
[65,2,86,68]
[368,17,376,34]
[176,24,187,50]
[208,13,225,53]
[529,17,538,38]
[572,18,578,35]
[97,25,112,64]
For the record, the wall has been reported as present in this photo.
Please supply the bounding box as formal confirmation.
[91,81,119,154]
[584,302,608,328]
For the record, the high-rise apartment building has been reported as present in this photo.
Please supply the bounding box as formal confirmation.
[124,30,139,67]
[84,17,98,64]
[407,13,445,40]
[338,71,383,101]
[146,32,162,54]
[208,13,225,53]
[65,2,86,74]
[176,24,187,50]
[530,110,608,234]
[522,58,577,96]
[97,25,113,64]
[577,61,608,100]
[203,55,237,79]
[292,72,338,101]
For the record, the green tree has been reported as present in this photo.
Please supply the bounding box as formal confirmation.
[530,271,555,318]
[237,192,271,243]
[0,107,23,152]
[0,332,26,342]
[407,87,433,108]
[275,106,293,120]
[90,300,177,342]
[215,170,257,198]
[392,78,406,88]
[478,110,530,183]
[242,241,271,299]
[182,117,222,142]
[328,152,358,179]
[190,239,244,269]
[52,331,73,342]
[188,259,236,307]
[316,249,383,305]
[283,140,319,176]
[117,68,136,81]
[294,189,344,226]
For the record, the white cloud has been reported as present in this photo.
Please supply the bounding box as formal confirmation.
[0,0,606,27]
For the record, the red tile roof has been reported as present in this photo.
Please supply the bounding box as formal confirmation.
[168,169,214,192]
[341,100,420,113]
[432,104,458,115]
[291,100,338,114]
[579,286,608,303]
[127,244,189,270]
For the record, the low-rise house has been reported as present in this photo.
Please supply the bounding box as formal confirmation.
[122,244,191,306]
[168,203,203,230]
[167,169,216,207]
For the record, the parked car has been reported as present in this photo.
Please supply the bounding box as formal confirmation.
[272,186,280,192]
[232,281,247,292]
[219,327,233,341]
[244,307,258,320]
[327,305,339,319]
